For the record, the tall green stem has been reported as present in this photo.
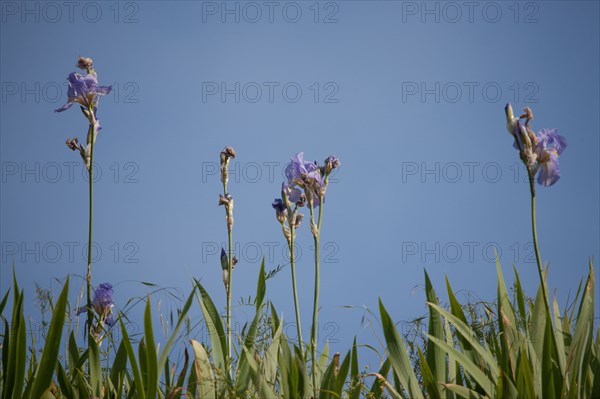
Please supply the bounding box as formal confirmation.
[288,219,304,352]
[309,198,324,397]
[86,112,95,347]
[527,169,551,313]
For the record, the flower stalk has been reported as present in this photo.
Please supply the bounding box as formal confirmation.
[504,103,566,315]
[276,190,304,352]
[288,217,304,349]
[219,146,236,375]
[308,195,322,397]
[86,106,96,337]
[527,169,551,314]
[56,56,112,355]
[280,152,339,397]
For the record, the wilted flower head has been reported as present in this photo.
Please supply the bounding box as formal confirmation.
[76,56,94,72]
[220,146,236,185]
[220,146,236,162]
[218,193,233,206]
[521,106,534,121]
[55,72,111,113]
[66,137,80,151]
[77,282,115,327]
[293,212,304,228]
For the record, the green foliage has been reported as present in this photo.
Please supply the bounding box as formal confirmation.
[408,259,598,399]
[2,259,598,398]
[1,272,69,399]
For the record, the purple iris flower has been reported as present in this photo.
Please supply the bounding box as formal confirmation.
[285,152,325,206]
[77,282,116,327]
[535,129,567,187]
[285,152,319,183]
[55,72,112,113]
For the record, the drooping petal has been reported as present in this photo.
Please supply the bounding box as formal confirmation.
[537,152,561,186]
[105,312,116,327]
[54,102,74,113]
[96,85,112,95]
[284,184,302,203]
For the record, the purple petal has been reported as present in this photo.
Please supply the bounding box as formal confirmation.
[537,153,561,186]
[537,128,567,155]
[92,283,114,308]
[514,121,525,151]
[285,152,305,181]
[81,73,99,89]
[67,72,85,88]
[284,162,296,182]
[55,102,74,113]
[105,313,116,327]
[312,190,322,207]
[307,170,324,188]
[96,85,112,95]
[272,198,285,213]
[286,185,302,203]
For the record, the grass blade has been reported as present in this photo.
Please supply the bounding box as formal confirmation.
[143,297,158,399]
[29,278,69,399]
[191,339,216,399]
[379,299,422,398]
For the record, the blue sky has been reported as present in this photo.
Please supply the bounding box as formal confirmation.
[1,1,599,366]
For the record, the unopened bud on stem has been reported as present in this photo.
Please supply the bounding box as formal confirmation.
[220,146,236,186]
